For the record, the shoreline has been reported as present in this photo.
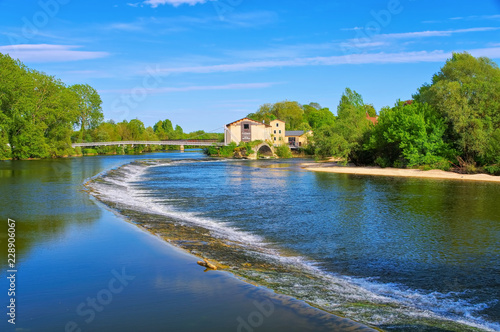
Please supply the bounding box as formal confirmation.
[302,163,500,183]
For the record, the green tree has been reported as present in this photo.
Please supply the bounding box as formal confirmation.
[303,104,335,129]
[116,120,131,140]
[173,124,184,140]
[0,54,79,158]
[70,84,103,142]
[273,101,304,130]
[248,101,304,130]
[247,103,276,124]
[93,121,120,142]
[127,119,145,140]
[364,104,377,117]
[367,101,453,168]
[154,119,176,140]
[414,52,500,165]
[313,88,373,162]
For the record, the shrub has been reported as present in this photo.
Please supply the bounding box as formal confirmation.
[374,157,390,168]
[275,144,292,159]
[83,148,98,155]
[115,146,125,154]
[484,165,500,176]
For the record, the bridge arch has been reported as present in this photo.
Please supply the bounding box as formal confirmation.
[255,142,274,157]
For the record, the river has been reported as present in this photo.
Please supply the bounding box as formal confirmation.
[1,151,499,331]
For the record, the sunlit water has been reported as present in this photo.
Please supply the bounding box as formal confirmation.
[87,156,500,331]
[1,152,377,332]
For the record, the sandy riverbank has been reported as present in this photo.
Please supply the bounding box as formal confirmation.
[302,162,500,183]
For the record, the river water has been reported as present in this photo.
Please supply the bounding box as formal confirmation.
[1,151,499,331]
[0,151,374,332]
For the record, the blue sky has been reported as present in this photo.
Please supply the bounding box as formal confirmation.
[1,0,499,132]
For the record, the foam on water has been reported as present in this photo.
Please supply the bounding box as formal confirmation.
[87,160,500,332]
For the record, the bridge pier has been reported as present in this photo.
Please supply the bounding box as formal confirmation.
[180,145,184,152]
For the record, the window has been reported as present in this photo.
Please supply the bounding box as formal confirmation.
[279,130,281,134]
[274,137,276,141]
[274,130,276,134]
[243,124,249,129]
[276,123,279,127]
[279,137,282,141]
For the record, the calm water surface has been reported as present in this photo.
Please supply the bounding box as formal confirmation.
[0,151,372,332]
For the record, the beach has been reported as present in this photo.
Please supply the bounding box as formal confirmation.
[302,162,500,183]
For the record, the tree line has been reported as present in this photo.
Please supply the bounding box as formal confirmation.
[0,53,221,159]
[247,52,500,174]
[2,51,499,174]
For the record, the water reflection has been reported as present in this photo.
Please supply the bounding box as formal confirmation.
[0,158,103,270]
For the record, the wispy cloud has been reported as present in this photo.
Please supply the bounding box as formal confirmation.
[0,44,109,62]
[342,27,500,51]
[423,15,500,24]
[142,0,212,8]
[104,11,276,32]
[100,82,278,94]
[376,27,500,40]
[450,14,500,21]
[151,47,500,75]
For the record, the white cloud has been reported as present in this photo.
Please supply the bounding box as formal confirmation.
[0,44,109,62]
[151,47,500,74]
[449,14,500,21]
[143,0,211,8]
[377,27,500,40]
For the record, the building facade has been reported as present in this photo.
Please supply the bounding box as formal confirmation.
[225,117,312,148]
[224,118,271,145]
[285,130,313,149]
[269,119,285,145]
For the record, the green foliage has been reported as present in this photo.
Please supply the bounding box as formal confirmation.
[83,148,98,155]
[248,101,304,130]
[153,119,185,140]
[303,103,335,129]
[313,88,372,163]
[414,52,500,165]
[204,141,268,158]
[364,104,377,117]
[70,83,103,140]
[0,53,102,159]
[366,101,453,168]
[275,144,293,159]
[484,165,500,175]
[204,142,237,157]
[127,119,145,140]
[248,101,335,131]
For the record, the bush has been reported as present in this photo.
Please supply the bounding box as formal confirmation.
[484,165,500,176]
[374,157,390,168]
[96,146,115,155]
[204,142,237,157]
[275,144,292,159]
[0,143,11,160]
[83,148,98,155]
[115,146,125,154]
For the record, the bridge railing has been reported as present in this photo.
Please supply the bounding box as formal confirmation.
[71,140,225,148]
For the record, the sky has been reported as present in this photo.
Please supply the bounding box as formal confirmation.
[0,0,499,133]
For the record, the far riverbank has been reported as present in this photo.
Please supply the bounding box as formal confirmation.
[302,162,500,183]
